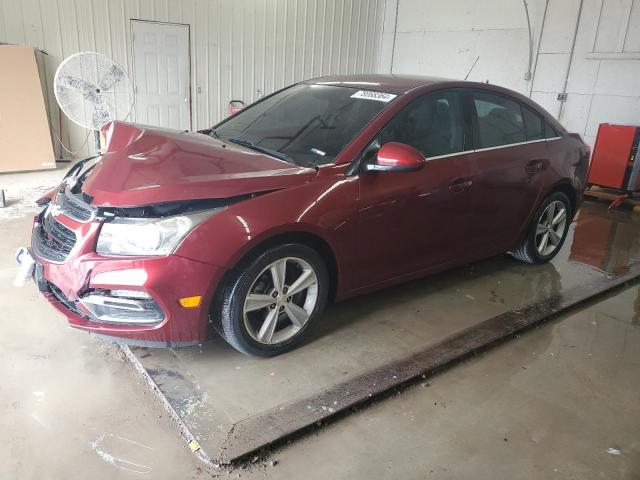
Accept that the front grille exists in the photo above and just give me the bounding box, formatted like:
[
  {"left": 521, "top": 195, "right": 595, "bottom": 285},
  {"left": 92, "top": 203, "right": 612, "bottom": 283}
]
[
  {"left": 47, "top": 282, "right": 87, "bottom": 318},
  {"left": 56, "top": 184, "right": 96, "bottom": 222},
  {"left": 32, "top": 213, "right": 77, "bottom": 262}
]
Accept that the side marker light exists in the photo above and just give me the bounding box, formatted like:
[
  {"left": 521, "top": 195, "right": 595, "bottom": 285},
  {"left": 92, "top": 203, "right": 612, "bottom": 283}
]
[{"left": 179, "top": 295, "right": 202, "bottom": 308}]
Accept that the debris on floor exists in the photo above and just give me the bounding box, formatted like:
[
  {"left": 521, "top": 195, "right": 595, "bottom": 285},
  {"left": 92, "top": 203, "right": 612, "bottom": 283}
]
[
  {"left": 0, "top": 185, "right": 51, "bottom": 219},
  {"left": 89, "top": 433, "right": 154, "bottom": 474}
]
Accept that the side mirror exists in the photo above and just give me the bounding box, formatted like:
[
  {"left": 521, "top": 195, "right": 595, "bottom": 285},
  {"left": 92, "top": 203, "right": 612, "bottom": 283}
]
[{"left": 364, "top": 142, "right": 425, "bottom": 173}]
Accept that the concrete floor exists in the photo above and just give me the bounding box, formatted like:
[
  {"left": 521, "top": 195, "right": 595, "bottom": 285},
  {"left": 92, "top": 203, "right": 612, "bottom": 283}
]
[
  {"left": 0, "top": 162, "right": 72, "bottom": 219},
  {"left": 0, "top": 216, "right": 203, "bottom": 479},
  {"left": 246, "top": 285, "right": 640, "bottom": 479},
  {"left": 133, "top": 200, "right": 640, "bottom": 464},
  {"left": 1, "top": 175, "right": 639, "bottom": 478}
]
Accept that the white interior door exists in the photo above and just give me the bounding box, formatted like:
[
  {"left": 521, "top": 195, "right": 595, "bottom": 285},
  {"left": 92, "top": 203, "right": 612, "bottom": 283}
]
[{"left": 131, "top": 20, "right": 191, "bottom": 130}]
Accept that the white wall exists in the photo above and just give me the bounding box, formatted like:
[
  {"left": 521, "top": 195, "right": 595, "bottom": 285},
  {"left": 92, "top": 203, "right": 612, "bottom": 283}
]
[
  {"left": 3, "top": 0, "right": 635, "bottom": 158},
  {"left": 381, "top": 0, "right": 640, "bottom": 146},
  {"left": 0, "top": 0, "right": 386, "bottom": 159},
  {"left": 382, "top": 0, "right": 546, "bottom": 91},
  {"left": 537, "top": 0, "right": 640, "bottom": 146}
]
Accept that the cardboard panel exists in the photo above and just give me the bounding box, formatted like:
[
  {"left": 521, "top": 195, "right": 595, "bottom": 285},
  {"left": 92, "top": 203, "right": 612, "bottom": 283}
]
[{"left": 0, "top": 45, "right": 55, "bottom": 173}]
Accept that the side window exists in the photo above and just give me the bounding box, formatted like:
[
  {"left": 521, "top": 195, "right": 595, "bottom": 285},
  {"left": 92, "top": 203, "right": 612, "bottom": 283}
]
[
  {"left": 472, "top": 91, "right": 525, "bottom": 148},
  {"left": 544, "top": 121, "right": 559, "bottom": 139},
  {"left": 522, "top": 105, "right": 543, "bottom": 141},
  {"left": 378, "top": 90, "right": 465, "bottom": 158}
]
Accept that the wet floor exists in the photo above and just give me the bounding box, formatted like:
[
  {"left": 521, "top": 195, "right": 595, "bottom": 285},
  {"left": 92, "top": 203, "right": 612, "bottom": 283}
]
[
  {"left": 244, "top": 283, "right": 640, "bottom": 480},
  {"left": 1, "top": 199, "right": 639, "bottom": 478},
  {"left": 132, "top": 200, "right": 640, "bottom": 462}
]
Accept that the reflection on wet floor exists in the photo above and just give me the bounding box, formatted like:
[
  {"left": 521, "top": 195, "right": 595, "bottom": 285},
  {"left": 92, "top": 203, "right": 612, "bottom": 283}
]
[
  {"left": 566, "top": 203, "right": 640, "bottom": 327},
  {"left": 569, "top": 201, "right": 640, "bottom": 276}
]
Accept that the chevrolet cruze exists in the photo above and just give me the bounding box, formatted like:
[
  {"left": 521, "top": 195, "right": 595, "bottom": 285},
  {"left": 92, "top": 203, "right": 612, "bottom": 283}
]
[{"left": 28, "top": 74, "right": 590, "bottom": 356}]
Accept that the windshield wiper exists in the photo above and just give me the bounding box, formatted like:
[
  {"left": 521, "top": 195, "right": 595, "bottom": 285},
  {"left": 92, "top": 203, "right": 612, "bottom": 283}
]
[
  {"left": 228, "top": 138, "right": 294, "bottom": 164},
  {"left": 196, "top": 128, "right": 221, "bottom": 139}
]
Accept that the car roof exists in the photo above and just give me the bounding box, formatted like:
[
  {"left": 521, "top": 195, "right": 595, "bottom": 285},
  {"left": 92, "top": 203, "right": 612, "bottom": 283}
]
[
  {"left": 304, "top": 74, "right": 566, "bottom": 134},
  {"left": 304, "top": 74, "right": 455, "bottom": 94}
]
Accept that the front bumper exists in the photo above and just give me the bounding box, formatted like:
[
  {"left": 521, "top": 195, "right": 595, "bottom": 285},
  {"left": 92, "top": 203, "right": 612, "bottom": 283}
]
[{"left": 33, "top": 228, "right": 224, "bottom": 347}]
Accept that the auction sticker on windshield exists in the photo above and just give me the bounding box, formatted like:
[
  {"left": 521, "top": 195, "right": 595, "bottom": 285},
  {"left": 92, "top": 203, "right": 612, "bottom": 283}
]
[{"left": 350, "top": 90, "right": 397, "bottom": 102}]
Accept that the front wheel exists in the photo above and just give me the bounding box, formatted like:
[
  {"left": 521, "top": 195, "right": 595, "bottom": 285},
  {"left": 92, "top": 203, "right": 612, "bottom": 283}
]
[
  {"left": 216, "top": 243, "right": 329, "bottom": 357},
  {"left": 511, "top": 191, "right": 572, "bottom": 264}
]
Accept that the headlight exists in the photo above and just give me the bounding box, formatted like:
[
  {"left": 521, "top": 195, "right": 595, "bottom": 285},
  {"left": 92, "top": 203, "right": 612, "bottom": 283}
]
[{"left": 96, "top": 209, "right": 223, "bottom": 256}]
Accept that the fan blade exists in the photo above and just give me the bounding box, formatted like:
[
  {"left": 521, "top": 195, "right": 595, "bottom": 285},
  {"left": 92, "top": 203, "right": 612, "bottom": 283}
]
[
  {"left": 99, "top": 64, "right": 125, "bottom": 91},
  {"left": 56, "top": 73, "right": 98, "bottom": 100}
]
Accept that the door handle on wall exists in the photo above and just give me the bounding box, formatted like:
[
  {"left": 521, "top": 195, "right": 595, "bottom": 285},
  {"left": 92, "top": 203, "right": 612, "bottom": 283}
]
[{"left": 448, "top": 178, "right": 473, "bottom": 193}]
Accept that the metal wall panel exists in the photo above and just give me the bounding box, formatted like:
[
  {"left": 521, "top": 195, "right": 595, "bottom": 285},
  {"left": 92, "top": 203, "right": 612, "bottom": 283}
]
[{"left": 0, "top": 0, "right": 386, "bottom": 158}]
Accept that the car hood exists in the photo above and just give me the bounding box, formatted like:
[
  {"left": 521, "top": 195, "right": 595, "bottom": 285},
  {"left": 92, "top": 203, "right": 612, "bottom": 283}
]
[{"left": 81, "top": 121, "right": 316, "bottom": 207}]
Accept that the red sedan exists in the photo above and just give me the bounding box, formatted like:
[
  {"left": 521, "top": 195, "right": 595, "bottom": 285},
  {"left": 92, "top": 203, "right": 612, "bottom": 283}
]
[{"left": 28, "top": 75, "right": 590, "bottom": 356}]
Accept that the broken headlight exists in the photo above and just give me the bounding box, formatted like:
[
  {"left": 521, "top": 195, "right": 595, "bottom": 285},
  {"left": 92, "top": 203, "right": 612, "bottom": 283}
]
[{"left": 96, "top": 208, "right": 223, "bottom": 256}]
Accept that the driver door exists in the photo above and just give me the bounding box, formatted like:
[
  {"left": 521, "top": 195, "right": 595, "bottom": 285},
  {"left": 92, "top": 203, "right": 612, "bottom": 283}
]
[{"left": 355, "top": 89, "right": 475, "bottom": 288}]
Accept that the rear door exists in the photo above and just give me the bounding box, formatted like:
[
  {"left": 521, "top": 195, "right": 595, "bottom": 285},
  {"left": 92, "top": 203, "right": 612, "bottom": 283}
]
[
  {"left": 356, "top": 89, "right": 475, "bottom": 286},
  {"left": 466, "top": 90, "right": 549, "bottom": 256}
]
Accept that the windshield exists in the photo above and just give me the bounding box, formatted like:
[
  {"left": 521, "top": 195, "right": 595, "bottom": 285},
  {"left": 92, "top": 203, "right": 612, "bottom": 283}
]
[{"left": 213, "top": 84, "right": 396, "bottom": 168}]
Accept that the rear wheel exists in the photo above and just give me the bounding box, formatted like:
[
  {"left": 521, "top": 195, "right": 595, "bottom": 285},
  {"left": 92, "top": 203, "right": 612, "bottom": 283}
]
[
  {"left": 216, "top": 243, "right": 329, "bottom": 356},
  {"left": 511, "top": 191, "right": 572, "bottom": 264}
]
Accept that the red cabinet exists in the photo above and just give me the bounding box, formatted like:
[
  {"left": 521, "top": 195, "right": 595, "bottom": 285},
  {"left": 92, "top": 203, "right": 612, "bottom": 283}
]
[{"left": 588, "top": 124, "right": 640, "bottom": 191}]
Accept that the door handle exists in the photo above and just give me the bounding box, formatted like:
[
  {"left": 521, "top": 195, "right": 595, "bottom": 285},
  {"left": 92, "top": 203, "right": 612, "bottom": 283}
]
[
  {"left": 525, "top": 160, "right": 546, "bottom": 175},
  {"left": 448, "top": 178, "right": 473, "bottom": 193}
]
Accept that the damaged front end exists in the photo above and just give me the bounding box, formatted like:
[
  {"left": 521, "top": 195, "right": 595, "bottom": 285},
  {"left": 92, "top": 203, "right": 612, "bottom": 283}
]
[
  {"left": 37, "top": 155, "right": 255, "bottom": 261},
  {"left": 27, "top": 120, "right": 313, "bottom": 346},
  {"left": 28, "top": 156, "right": 238, "bottom": 346}
]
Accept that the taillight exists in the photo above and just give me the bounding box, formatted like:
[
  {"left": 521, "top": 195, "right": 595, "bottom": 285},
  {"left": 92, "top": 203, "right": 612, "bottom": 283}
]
[{"left": 580, "top": 142, "right": 591, "bottom": 164}]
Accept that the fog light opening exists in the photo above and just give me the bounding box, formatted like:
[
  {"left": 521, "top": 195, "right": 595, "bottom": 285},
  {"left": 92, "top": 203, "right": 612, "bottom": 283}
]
[{"left": 79, "top": 290, "right": 164, "bottom": 325}]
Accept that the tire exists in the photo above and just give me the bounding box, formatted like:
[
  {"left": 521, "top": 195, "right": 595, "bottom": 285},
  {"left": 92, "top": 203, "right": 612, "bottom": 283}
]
[
  {"left": 215, "top": 243, "right": 329, "bottom": 357},
  {"left": 511, "top": 191, "right": 572, "bottom": 264}
]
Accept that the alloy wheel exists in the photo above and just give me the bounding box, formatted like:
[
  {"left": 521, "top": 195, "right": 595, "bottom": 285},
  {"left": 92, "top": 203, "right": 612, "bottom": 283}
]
[
  {"left": 243, "top": 257, "right": 319, "bottom": 344},
  {"left": 535, "top": 200, "right": 567, "bottom": 256}
]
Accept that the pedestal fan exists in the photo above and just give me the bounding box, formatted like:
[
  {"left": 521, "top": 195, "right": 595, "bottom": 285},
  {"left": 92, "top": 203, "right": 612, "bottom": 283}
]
[{"left": 54, "top": 52, "right": 134, "bottom": 153}]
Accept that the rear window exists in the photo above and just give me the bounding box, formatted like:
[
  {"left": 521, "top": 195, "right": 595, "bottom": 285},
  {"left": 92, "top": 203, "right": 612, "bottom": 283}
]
[
  {"left": 472, "top": 91, "right": 525, "bottom": 149},
  {"left": 522, "top": 105, "right": 544, "bottom": 141},
  {"left": 545, "top": 121, "right": 559, "bottom": 139}
]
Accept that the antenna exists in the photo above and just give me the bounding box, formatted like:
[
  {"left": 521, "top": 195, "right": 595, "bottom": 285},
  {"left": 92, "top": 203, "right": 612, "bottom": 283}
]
[{"left": 464, "top": 56, "right": 480, "bottom": 81}]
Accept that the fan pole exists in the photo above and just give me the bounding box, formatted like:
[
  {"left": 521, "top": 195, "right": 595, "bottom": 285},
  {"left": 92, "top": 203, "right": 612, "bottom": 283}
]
[{"left": 93, "top": 130, "right": 101, "bottom": 154}]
